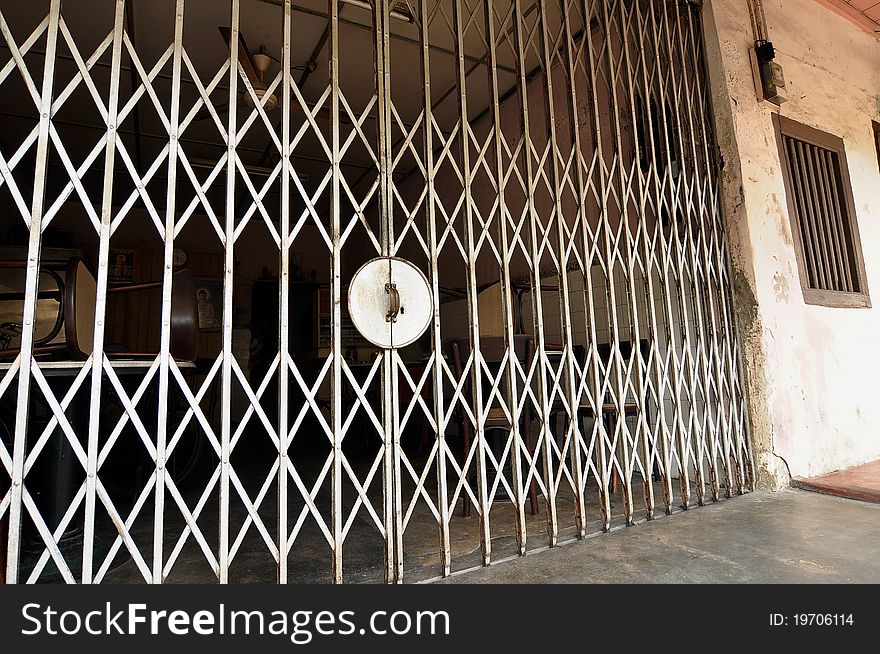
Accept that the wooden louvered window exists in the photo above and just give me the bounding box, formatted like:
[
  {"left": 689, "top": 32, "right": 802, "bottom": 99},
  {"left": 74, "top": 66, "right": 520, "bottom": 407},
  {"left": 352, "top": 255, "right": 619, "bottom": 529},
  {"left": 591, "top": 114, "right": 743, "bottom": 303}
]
[{"left": 775, "top": 116, "right": 870, "bottom": 308}]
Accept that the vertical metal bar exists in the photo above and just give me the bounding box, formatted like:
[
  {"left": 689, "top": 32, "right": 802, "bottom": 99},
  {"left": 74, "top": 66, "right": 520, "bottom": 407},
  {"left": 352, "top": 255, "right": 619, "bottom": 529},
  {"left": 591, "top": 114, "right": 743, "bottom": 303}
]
[
  {"left": 801, "top": 143, "right": 837, "bottom": 290},
  {"left": 668, "top": 0, "right": 715, "bottom": 503},
  {"left": 536, "top": 0, "right": 585, "bottom": 536},
  {"left": 597, "top": 0, "right": 636, "bottom": 525},
  {"left": 82, "top": 0, "right": 126, "bottom": 584},
  {"left": 613, "top": 0, "right": 657, "bottom": 519},
  {"left": 558, "top": 0, "right": 594, "bottom": 537},
  {"left": 511, "top": 0, "right": 557, "bottom": 544},
  {"left": 636, "top": 64, "right": 676, "bottom": 513},
  {"left": 816, "top": 149, "right": 848, "bottom": 291},
  {"left": 451, "top": 0, "right": 491, "bottom": 563},
  {"left": 372, "top": 0, "right": 399, "bottom": 582},
  {"left": 795, "top": 140, "right": 830, "bottom": 289},
  {"left": 666, "top": 0, "right": 707, "bottom": 507},
  {"left": 821, "top": 150, "right": 855, "bottom": 292},
  {"left": 786, "top": 139, "right": 820, "bottom": 289},
  {"left": 664, "top": 0, "right": 705, "bottom": 506},
  {"left": 150, "top": 0, "right": 185, "bottom": 585},
  {"left": 632, "top": 0, "right": 674, "bottom": 513},
  {"left": 6, "top": 0, "right": 62, "bottom": 585},
  {"left": 328, "top": 0, "right": 343, "bottom": 585},
  {"left": 418, "top": 0, "right": 452, "bottom": 575},
  {"left": 796, "top": 146, "right": 835, "bottom": 289},
  {"left": 652, "top": 0, "right": 692, "bottom": 508},
  {"left": 575, "top": 0, "right": 613, "bottom": 531},
  {"left": 277, "top": 0, "right": 292, "bottom": 584},
  {"left": 219, "top": 0, "right": 241, "bottom": 584},
  {"left": 483, "top": 0, "right": 527, "bottom": 553},
  {"left": 635, "top": 0, "right": 673, "bottom": 509},
  {"left": 391, "top": 349, "right": 404, "bottom": 580},
  {"left": 808, "top": 145, "right": 843, "bottom": 291}
]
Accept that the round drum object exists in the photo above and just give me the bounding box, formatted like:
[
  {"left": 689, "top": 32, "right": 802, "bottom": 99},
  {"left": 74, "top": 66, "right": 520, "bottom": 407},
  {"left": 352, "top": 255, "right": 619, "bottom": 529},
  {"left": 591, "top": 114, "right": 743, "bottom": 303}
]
[{"left": 347, "top": 257, "right": 433, "bottom": 350}]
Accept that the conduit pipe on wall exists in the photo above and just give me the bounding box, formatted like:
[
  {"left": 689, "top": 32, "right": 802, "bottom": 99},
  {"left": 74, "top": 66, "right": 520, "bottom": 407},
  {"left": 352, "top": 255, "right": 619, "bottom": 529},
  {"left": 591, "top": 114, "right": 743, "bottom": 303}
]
[
  {"left": 746, "top": 0, "right": 787, "bottom": 105},
  {"left": 748, "top": 0, "right": 770, "bottom": 44}
]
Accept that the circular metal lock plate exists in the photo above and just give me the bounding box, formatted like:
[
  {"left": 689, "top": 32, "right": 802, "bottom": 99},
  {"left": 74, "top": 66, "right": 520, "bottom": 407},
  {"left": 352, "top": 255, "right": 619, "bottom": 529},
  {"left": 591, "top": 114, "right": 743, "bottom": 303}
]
[{"left": 348, "top": 257, "right": 433, "bottom": 350}]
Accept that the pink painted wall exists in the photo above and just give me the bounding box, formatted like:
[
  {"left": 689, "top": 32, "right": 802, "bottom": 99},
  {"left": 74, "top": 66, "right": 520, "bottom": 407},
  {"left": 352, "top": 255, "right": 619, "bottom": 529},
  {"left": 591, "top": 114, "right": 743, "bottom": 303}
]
[{"left": 705, "top": 0, "right": 880, "bottom": 483}]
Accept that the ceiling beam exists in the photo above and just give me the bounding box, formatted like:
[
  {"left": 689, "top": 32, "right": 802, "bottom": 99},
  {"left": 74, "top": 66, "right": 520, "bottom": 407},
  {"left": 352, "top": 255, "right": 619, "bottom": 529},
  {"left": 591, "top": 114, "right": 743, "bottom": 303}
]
[{"left": 255, "top": 0, "right": 518, "bottom": 75}]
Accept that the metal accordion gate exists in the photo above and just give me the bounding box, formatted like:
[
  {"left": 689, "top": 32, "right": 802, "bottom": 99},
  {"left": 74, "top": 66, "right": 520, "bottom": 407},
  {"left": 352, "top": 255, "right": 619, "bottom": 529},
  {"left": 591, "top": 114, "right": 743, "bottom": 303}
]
[{"left": 0, "top": 0, "right": 752, "bottom": 584}]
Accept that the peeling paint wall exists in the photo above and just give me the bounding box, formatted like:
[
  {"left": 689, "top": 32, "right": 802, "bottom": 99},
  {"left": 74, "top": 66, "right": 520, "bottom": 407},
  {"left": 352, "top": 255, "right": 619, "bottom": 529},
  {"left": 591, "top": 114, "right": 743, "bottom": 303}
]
[{"left": 703, "top": 0, "right": 880, "bottom": 485}]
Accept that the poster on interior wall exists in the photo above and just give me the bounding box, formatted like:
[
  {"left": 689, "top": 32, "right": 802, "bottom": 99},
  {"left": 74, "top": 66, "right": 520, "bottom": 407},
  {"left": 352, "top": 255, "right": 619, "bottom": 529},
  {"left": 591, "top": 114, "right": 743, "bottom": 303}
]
[
  {"left": 108, "top": 249, "right": 134, "bottom": 285},
  {"left": 195, "top": 277, "right": 223, "bottom": 332}
]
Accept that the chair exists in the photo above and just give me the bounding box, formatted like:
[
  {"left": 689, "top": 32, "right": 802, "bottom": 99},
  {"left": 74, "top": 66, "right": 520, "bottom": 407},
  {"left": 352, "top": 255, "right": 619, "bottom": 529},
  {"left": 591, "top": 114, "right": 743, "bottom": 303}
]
[
  {"left": 0, "top": 259, "right": 74, "bottom": 358},
  {"left": 446, "top": 335, "right": 539, "bottom": 517},
  {"left": 104, "top": 268, "right": 199, "bottom": 362},
  {"left": 550, "top": 340, "right": 653, "bottom": 494},
  {"left": 0, "top": 257, "right": 198, "bottom": 362}
]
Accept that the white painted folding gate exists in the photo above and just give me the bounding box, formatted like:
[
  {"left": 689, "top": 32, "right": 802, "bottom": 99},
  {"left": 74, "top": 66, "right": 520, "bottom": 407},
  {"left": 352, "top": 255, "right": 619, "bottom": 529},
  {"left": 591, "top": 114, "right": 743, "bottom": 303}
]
[{"left": 0, "top": 0, "right": 752, "bottom": 584}]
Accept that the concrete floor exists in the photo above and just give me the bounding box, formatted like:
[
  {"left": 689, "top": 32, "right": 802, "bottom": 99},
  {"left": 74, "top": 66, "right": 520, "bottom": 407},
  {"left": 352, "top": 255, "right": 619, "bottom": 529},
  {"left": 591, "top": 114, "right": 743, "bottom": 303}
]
[{"left": 439, "top": 490, "right": 880, "bottom": 584}]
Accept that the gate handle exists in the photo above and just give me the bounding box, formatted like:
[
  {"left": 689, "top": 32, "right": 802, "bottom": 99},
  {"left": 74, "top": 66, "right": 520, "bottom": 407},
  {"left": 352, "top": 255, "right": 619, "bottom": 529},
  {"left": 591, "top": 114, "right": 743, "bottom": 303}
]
[{"left": 385, "top": 282, "right": 401, "bottom": 323}]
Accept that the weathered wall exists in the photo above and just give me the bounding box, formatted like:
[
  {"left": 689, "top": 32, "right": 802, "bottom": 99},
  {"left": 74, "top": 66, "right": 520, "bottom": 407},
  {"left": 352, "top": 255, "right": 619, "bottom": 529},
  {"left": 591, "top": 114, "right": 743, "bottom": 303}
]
[{"left": 703, "top": 0, "right": 880, "bottom": 484}]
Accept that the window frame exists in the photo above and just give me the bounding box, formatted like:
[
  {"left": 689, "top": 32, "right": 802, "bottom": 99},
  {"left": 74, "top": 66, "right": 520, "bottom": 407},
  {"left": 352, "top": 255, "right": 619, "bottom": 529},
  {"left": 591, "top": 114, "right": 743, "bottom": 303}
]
[
  {"left": 774, "top": 114, "right": 871, "bottom": 309},
  {"left": 872, "top": 120, "right": 880, "bottom": 175}
]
